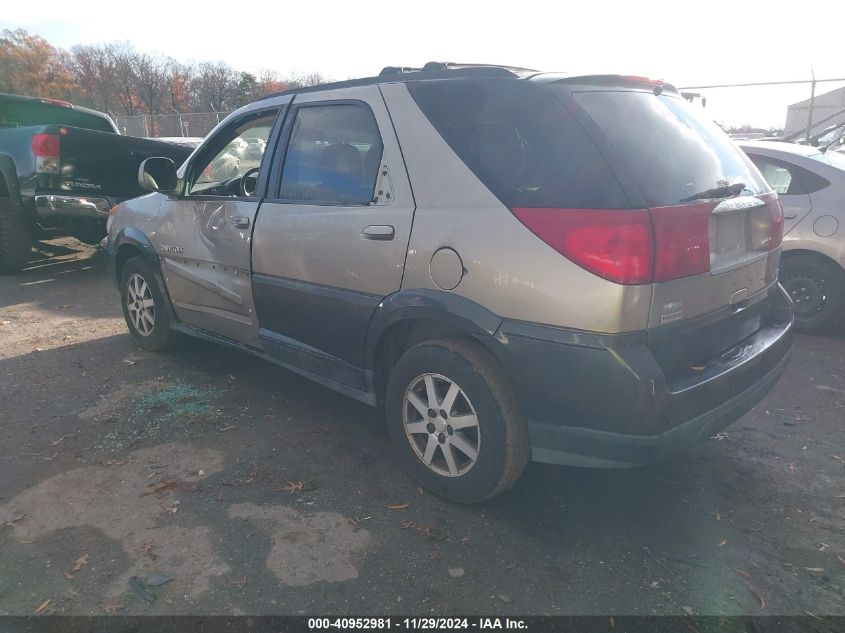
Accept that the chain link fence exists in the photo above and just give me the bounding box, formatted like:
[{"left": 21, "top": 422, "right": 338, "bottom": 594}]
[{"left": 113, "top": 112, "right": 231, "bottom": 139}]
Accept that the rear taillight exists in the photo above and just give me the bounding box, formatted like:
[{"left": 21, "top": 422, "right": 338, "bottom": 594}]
[
  {"left": 514, "top": 198, "right": 780, "bottom": 286},
  {"left": 31, "top": 133, "right": 60, "bottom": 175},
  {"left": 512, "top": 207, "right": 653, "bottom": 284},
  {"left": 650, "top": 203, "right": 712, "bottom": 282}
]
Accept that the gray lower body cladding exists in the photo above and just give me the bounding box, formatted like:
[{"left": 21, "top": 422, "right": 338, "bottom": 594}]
[{"left": 489, "top": 286, "right": 794, "bottom": 467}]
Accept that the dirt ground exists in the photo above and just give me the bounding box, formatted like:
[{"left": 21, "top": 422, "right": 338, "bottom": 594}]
[{"left": 1, "top": 238, "right": 844, "bottom": 617}]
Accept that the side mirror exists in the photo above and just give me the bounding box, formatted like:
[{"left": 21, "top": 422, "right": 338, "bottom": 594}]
[{"left": 138, "top": 157, "right": 178, "bottom": 193}]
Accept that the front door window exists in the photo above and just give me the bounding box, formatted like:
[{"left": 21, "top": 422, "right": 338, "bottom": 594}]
[{"left": 190, "top": 113, "right": 277, "bottom": 197}]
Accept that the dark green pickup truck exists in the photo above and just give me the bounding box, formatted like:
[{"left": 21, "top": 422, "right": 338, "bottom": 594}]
[{"left": 0, "top": 93, "right": 197, "bottom": 273}]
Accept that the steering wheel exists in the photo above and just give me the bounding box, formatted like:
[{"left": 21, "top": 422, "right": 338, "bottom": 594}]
[{"left": 239, "top": 167, "right": 261, "bottom": 197}]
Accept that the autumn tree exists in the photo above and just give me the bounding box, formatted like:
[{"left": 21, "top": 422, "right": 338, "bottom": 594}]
[
  {"left": 0, "top": 29, "right": 79, "bottom": 99},
  {"left": 1, "top": 29, "right": 330, "bottom": 124}
]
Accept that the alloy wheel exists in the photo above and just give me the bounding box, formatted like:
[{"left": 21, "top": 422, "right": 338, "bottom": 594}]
[
  {"left": 402, "top": 373, "right": 481, "bottom": 477},
  {"left": 126, "top": 272, "right": 156, "bottom": 336}
]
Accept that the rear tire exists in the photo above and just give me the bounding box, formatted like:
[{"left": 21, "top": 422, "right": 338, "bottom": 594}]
[
  {"left": 119, "top": 256, "right": 177, "bottom": 351},
  {"left": 385, "top": 338, "right": 529, "bottom": 503},
  {"left": 0, "top": 196, "right": 32, "bottom": 274},
  {"left": 781, "top": 254, "right": 845, "bottom": 335}
]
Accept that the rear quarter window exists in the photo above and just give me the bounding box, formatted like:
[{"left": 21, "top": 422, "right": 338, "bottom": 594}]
[
  {"left": 746, "top": 153, "right": 830, "bottom": 195},
  {"left": 407, "top": 79, "right": 630, "bottom": 209}
]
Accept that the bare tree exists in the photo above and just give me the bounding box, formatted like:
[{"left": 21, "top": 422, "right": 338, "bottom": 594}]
[
  {"left": 284, "top": 71, "right": 330, "bottom": 90},
  {"left": 135, "top": 53, "right": 172, "bottom": 115},
  {"left": 107, "top": 42, "right": 141, "bottom": 115},
  {"left": 71, "top": 44, "right": 116, "bottom": 112},
  {"left": 190, "top": 61, "right": 239, "bottom": 112}
]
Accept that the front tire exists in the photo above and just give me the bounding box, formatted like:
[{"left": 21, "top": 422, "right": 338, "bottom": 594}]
[
  {"left": 385, "top": 339, "right": 529, "bottom": 503},
  {"left": 0, "top": 196, "right": 32, "bottom": 274},
  {"left": 781, "top": 254, "right": 845, "bottom": 335},
  {"left": 119, "top": 256, "right": 177, "bottom": 351}
]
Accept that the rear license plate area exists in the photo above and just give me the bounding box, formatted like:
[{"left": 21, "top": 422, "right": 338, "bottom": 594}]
[{"left": 710, "top": 211, "right": 747, "bottom": 272}]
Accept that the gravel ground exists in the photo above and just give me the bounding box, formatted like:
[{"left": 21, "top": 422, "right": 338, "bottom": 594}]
[{"left": 1, "top": 238, "right": 844, "bottom": 617}]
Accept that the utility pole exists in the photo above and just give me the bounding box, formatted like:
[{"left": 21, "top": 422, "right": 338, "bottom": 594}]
[
  {"left": 170, "top": 107, "right": 185, "bottom": 137},
  {"left": 805, "top": 67, "right": 817, "bottom": 144}
]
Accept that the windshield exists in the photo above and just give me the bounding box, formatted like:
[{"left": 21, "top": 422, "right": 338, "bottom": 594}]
[{"left": 568, "top": 90, "right": 769, "bottom": 207}]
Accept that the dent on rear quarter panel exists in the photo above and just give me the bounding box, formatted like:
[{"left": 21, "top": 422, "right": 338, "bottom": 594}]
[{"left": 378, "top": 83, "right": 651, "bottom": 334}]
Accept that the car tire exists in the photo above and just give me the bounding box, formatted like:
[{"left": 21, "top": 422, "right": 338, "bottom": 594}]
[
  {"left": 75, "top": 226, "right": 106, "bottom": 245},
  {"left": 0, "top": 196, "right": 32, "bottom": 274},
  {"left": 780, "top": 254, "right": 845, "bottom": 335},
  {"left": 385, "top": 338, "right": 529, "bottom": 503},
  {"left": 119, "top": 256, "right": 177, "bottom": 351}
]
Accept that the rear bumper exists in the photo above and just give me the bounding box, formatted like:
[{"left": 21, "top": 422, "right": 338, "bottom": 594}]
[
  {"left": 34, "top": 194, "right": 112, "bottom": 223},
  {"left": 528, "top": 344, "right": 790, "bottom": 467},
  {"left": 491, "top": 286, "right": 794, "bottom": 467}
]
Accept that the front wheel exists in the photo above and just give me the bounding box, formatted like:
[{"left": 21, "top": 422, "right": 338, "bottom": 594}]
[
  {"left": 781, "top": 254, "right": 845, "bottom": 335},
  {"left": 385, "top": 339, "right": 529, "bottom": 503},
  {"left": 119, "top": 256, "right": 177, "bottom": 351},
  {"left": 0, "top": 196, "right": 32, "bottom": 274}
]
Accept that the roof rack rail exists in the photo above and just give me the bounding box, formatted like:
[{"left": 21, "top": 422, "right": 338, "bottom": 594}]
[
  {"left": 258, "top": 64, "right": 526, "bottom": 103},
  {"left": 379, "top": 62, "right": 538, "bottom": 77},
  {"left": 379, "top": 66, "right": 422, "bottom": 76}
]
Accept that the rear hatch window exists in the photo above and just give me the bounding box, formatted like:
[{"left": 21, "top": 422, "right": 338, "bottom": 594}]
[{"left": 567, "top": 90, "right": 769, "bottom": 206}]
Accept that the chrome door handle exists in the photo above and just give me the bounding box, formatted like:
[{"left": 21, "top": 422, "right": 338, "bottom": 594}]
[
  {"left": 231, "top": 216, "right": 250, "bottom": 229},
  {"left": 361, "top": 225, "right": 395, "bottom": 240},
  {"left": 784, "top": 213, "right": 797, "bottom": 220}
]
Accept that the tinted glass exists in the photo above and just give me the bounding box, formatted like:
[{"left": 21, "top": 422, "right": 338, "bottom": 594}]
[
  {"left": 408, "top": 79, "right": 630, "bottom": 209},
  {"left": 0, "top": 101, "right": 117, "bottom": 133},
  {"left": 280, "top": 104, "right": 383, "bottom": 205},
  {"left": 569, "top": 90, "right": 769, "bottom": 207}
]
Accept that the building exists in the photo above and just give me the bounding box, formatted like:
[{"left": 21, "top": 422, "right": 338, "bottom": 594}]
[{"left": 784, "top": 86, "right": 845, "bottom": 139}]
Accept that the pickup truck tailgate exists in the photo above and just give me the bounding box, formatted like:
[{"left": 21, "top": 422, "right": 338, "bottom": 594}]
[{"left": 58, "top": 127, "right": 193, "bottom": 199}]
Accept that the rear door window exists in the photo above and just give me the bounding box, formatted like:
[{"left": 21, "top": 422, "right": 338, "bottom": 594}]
[
  {"left": 408, "top": 79, "right": 630, "bottom": 209},
  {"left": 567, "top": 90, "right": 769, "bottom": 207},
  {"left": 279, "top": 103, "right": 383, "bottom": 205}
]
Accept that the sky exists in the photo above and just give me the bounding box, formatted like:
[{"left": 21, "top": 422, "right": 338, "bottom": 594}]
[{"left": 3, "top": 0, "right": 844, "bottom": 129}]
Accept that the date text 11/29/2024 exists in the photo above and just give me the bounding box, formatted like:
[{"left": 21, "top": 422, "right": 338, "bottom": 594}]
[{"left": 308, "top": 618, "right": 528, "bottom": 630}]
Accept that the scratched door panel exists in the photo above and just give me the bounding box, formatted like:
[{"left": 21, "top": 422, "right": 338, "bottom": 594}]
[{"left": 156, "top": 198, "right": 260, "bottom": 346}]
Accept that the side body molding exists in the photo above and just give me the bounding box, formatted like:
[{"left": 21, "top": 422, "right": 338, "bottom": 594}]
[{"left": 363, "top": 288, "right": 503, "bottom": 370}]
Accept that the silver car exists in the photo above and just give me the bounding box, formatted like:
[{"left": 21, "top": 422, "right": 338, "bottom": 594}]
[
  {"left": 106, "top": 64, "right": 793, "bottom": 502},
  {"left": 740, "top": 141, "right": 845, "bottom": 333}
]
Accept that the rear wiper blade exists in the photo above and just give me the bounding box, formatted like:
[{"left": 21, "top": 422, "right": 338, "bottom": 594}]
[{"left": 680, "top": 182, "right": 746, "bottom": 203}]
